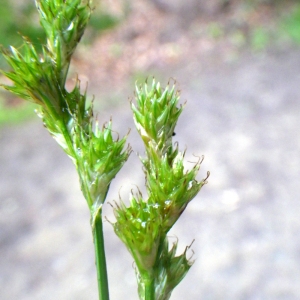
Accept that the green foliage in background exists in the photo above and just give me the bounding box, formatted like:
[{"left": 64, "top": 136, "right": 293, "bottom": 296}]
[
  {"left": 280, "top": 3, "right": 300, "bottom": 44},
  {"left": 251, "top": 27, "right": 270, "bottom": 51},
  {"left": 0, "top": 0, "right": 45, "bottom": 68},
  {"left": 0, "top": 96, "right": 36, "bottom": 126},
  {"left": 248, "top": 1, "right": 300, "bottom": 49}
]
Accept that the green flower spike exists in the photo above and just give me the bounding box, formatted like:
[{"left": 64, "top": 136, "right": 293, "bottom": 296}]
[
  {"left": 131, "top": 79, "right": 182, "bottom": 161},
  {"left": 146, "top": 149, "right": 209, "bottom": 231},
  {"left": 113, "top": 192, "right": 163, "bottom": 274},
  {"left": 1, "top": 0, "right": 94, "bottom": 160},
  {"left": 76, "top": 119, "right": 132, "bottom": 221},
  {"left": 113, "top": 79, "right": 209, "bottom": 300},
  {"left": 144, "top": 238, "right": 194, "bottom": 300},
  {"left": 0, "top": 1, "right": 131, "bottom": 300},
  {"left": 36, "top": 0, "right": 92, "bottom": 84}
]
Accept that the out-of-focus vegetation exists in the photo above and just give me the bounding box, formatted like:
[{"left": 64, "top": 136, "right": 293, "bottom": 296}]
[
  {"left": 208, "top": 1, "right": 300, "bottom": 51},
  {"left": 0, "top": 0, "right": 41, "bottom": 126},
  {"left": 0, "top": 0, "right": 44, "bottom": 69},
  {"left": 1, "top": 0, "right": 300, "bottom": 127},
  {"left": 145, "top": 0, "right": 300, "bottom": 55},
  {"left": 280, "top": 3, "right": 300, "bottom": 44},
  {"left": 247, "top": 1, "right": 300, "bottom": 50},
  {"left": 0, "top": 94, "right": 37, "bottom": 126}
]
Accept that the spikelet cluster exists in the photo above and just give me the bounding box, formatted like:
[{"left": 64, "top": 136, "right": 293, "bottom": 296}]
[
  {"left": 113, "top": 79, "right": 209, "bottom": 300},
  {"left": 0, "top": 0, "right": 131, "bottom": 220}
]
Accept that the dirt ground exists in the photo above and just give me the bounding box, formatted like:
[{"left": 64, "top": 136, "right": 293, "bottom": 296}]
[{"left": 1, "top": 2, "right": 300, "bottom": 300}]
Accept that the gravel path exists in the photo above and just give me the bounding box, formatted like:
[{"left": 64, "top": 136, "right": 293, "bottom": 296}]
[{"left": 1, "top": 47, "right": 300, "bottom": 300}]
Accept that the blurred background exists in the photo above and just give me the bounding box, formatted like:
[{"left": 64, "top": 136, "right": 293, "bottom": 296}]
[{"left": 1, "top": 0, "right": 300, "bottom": 299}]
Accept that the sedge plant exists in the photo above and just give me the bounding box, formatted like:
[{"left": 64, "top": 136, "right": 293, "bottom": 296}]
[
  {"left": 112, "top": 80, "right": 209, "bottom": 300},
  {"left": 0, "top": 1, "right": 208, "bottom": 299}
]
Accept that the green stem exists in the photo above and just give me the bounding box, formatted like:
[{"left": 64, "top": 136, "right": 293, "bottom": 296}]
[
  {"left": 143, "top": 273, "right": 155, "bottom": 300},
  {"left": 93, "top": 210, "right": 110, "bottom": 300}
]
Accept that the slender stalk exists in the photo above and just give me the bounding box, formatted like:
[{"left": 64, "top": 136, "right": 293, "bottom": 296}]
[
  {"left": 93, "top": 211, "right": 110, "bottom": 300},
  {"left": 143, "top": 273, "right": 155, "bottom": 300}
]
